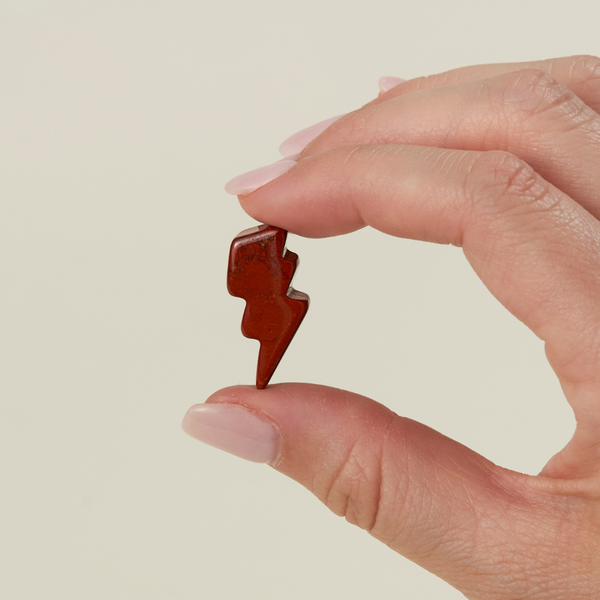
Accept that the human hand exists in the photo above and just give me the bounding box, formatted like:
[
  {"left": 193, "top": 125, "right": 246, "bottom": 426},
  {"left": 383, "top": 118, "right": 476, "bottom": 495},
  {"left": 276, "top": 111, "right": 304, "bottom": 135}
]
[{"left": 184, "top": 56, "right": 600, "bottom": 599}]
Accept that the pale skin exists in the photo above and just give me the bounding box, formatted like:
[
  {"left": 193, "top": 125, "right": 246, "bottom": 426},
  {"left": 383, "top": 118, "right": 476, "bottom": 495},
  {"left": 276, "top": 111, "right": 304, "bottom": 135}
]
[{"left": 207, "top": 56, "right": 600, "bottom": 598}]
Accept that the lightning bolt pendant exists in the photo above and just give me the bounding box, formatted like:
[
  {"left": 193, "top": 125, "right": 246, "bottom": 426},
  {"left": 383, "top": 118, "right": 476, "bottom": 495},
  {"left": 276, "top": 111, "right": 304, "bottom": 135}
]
[{"left": 227, "top": 224, "right": 310, "bottom": 389}]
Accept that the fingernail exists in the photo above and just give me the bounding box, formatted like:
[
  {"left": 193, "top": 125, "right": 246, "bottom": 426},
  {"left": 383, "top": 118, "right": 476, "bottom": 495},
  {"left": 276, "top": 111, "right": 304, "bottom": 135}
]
[
  {"left": 278, "top": 114, "right": 345, "bottom": 156},
  {"left": 378, "top": 76, "right": 406, "bottom": 93},
  {"left": 224, "top": 159, "right": 296, "bottom": 196},
  {"left": 182, "top": 403, "right": 281, "bottom": 464}
]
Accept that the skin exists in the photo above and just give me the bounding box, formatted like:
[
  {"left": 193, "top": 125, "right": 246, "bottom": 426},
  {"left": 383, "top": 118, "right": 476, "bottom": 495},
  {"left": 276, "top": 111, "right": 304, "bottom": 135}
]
[{"left": 210, "top": 55, "right": 600, "bottom": 598}]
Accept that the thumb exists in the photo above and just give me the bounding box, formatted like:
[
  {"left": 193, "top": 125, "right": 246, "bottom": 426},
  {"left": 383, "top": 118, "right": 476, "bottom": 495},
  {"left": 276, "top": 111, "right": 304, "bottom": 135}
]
[{"left": 182, "top": 383, "right": 537, "bottom": 594}]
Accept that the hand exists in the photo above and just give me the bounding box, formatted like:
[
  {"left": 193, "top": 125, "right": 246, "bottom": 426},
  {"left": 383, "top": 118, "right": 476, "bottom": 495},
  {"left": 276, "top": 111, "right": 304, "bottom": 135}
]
[{"left": 184, "top": 56, "right": 600, "bottom": 599}]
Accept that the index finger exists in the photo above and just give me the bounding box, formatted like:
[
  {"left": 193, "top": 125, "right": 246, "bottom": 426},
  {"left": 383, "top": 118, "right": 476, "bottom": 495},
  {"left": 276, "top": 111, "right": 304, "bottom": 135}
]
[{"left": 239, "top": 144, "right": 600, "bottom": 479}]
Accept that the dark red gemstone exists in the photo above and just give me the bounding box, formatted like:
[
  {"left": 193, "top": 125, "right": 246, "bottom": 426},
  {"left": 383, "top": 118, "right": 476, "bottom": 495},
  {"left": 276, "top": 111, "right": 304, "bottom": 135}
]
[{"left": 228, "top": 225, "right": 310, "bottom": 388}]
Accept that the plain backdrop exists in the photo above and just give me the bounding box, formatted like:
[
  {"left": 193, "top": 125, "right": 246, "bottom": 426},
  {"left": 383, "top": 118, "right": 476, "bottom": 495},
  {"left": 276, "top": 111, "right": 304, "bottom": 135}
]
[{"left": 0, "top": 1, "right": 597, "bottom": 598}]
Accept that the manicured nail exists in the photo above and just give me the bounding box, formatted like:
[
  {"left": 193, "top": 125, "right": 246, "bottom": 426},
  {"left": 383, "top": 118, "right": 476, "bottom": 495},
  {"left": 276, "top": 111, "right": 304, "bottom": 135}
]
[
  {"left": 224, "top": 159, "right": 296, "bottom": 196},
  {"left": 278, "top": 114, "right": 345, "bottom": 156},
  {"left": 182, "top": 403, "right": 280, "bottom": 464},
  {"left": 378, "top": 76, "right": 406, "bottom": 93}
]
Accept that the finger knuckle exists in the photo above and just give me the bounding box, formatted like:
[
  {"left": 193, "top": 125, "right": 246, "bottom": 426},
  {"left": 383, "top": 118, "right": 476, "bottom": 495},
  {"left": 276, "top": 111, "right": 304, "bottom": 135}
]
[
  {"left": 464, "top": 151, "right": 555, "bottom": 220},
  {"left": 566, "top": 54, "right": 600, "bottom": 107},
  {"left": 321, "top": 435, "right": 391, "bottom": 533},
  {"left": 501, "top": 68, "right": 585, "bottom": 122},
  {"left": 568, "top": 54, "right": 600, "bottom": 78}
]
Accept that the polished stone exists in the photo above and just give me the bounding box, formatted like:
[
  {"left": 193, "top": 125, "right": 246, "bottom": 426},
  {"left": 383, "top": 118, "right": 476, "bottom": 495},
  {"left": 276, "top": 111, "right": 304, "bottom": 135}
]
[{"left": 228, "top": 225, "right": 310, "bottom": 388}]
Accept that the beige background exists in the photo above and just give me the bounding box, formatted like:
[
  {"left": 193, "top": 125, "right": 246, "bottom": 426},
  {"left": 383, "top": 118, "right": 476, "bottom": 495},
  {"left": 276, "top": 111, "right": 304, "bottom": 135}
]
[{"left": 0, "top": 1, "right": 596, "bottom": 598}]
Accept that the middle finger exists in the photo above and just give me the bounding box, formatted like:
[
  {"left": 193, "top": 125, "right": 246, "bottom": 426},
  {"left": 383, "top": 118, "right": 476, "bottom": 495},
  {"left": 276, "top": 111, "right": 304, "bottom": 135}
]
[{"left": 301, "top": 68, "right": 600, "bottom": 221}]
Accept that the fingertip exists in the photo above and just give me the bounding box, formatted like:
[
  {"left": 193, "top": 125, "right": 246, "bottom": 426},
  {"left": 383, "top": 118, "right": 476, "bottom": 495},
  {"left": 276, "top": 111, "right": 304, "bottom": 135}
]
[
  {"left": 378, "top": 76, "right": 406, "bottom": 93},
  {"left": 278, "top": 114, "right": 346, "bottom": 157},
  {"left": 182, "top": 391, "right": 282, "bottom": 464},
  {"left": 224, "top": 159, "right": 297, "bottom": 196}
]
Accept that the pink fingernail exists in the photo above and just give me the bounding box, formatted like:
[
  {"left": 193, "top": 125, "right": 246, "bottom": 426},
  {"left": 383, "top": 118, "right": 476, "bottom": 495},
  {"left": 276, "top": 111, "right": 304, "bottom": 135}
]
[
  {"left": 224, "top": 159, "right": 296, "bottom": 196},
  {"left": 378, "top": 76, "right": 406, "bottom": 93},
  {"left": 278, "top": 114, "right": 345, "bottom": 156},
  {"left": 182, "top": 403, "right": 280, "bottom": 464}
]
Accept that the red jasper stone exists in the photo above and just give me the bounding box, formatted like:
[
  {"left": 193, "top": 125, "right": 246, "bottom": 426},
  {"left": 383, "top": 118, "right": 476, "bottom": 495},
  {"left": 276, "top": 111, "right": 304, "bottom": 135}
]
[{"left": 227, "top": 225, "right": 310, "bottom": 389}]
